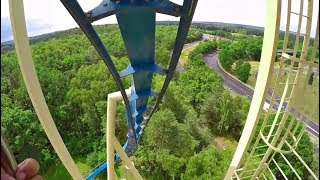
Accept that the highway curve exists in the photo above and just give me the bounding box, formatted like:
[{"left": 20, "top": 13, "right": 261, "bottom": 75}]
[{"left": 202, "top": 52, "right": 319, "bottom": 139}]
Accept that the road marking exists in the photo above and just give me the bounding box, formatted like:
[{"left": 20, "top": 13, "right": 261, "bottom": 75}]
[
  {"left": 206, "top": 52, "right": 319, "bottom": 138},
  {"left": 307, "top": 126, "right": 319, "bottom": 135}
]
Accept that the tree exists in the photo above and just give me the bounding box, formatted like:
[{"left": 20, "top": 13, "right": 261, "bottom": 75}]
[
  {"left": 156, "top": 150, "right": 187, "bottom": 177},
  {"left": 1, "top": 107, "right": 55, "bottom": 172},
  {"left": 246, "top": 38, "right": 262, "bottom": 60},
  {"left": 189, "top": 40, "right": 217, "bottom": 62},
  {"left": 177, "top": 66, "right": 223, "bottom": 109},
  {"left": 1, "top": 25, "right": 200, "bottom": 176},
  {"left": 219, "top": 46, "right": 235, "bottom": 71},
  {"left": 272, "top": 133, "right": 315, "bottom": 179},
  {"left": 251, "top": 113, "right": 317, "bottom": 179},
  {"left": 200, "top": 90, "right": 249, "bottom": 138},
  {"left": 135, "top": 109, "right": 199, "bottom": 177},
  {"left": 229, "top": 41, "right": 246, "bottom": 59},
  {"left": 235, "top": 62, "right": 251, "bottom": 83},
  {"left": 218, "top": 91, "right": 235, "bottom": 133},
  {"left": 66, "top": 61, "right": 120, "bottom": 137},
  {"left": 190, "top": 53, "right": 205, "bottom": 67},
  {"left": 217, "top": 40, "right": 232, "bottom": 49},
  {"left": 184, "top": 107, "right": 212, "bottom": 152},
  {"left": 182, "top": 146, "right": 233, "bottom": 179},
  {"left": 155, "top": 45, "right": 170, "bottom": 67},
  {"left": 145, "top": 109, "right": 199, "bottom": 157}
]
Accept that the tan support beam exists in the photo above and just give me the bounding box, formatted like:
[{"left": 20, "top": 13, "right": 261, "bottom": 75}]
[
  {"left": 106, "top": 89, "right": 143, "bottom": 180},
  {"left": 8, "top": 0, "right": 83, "bottom": 179},
  {"left": 224, "top": 0, "right": 281, "bottom": 179},
  {"left": 112, "top": 137, "right": 143, "bottom": 180},
  {"left": 107, "top": 89, "right": 131, "bottom": 180}
]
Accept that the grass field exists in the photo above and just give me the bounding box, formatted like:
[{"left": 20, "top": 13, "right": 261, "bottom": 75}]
[
  {"left": 43, "top": 157, "right": 91, "bottom": 180},
  {"left": 213, "top": 136, "right": 238, "bottom": 150},
  {"left": 246, "top": 61, "right": 319, "bottom": 125},
  {"left": 179, "top": 42, "right": 200, "bottom": 65},
  {"left": 247, "top": 61, "right": 281, "bottom": 88},
  {"left": 247, "top": 61, "right": 260, "bottom": 88},
  {"left": 269, "top": 68, "right": 319, "bottom": 124},
  {"left": 43, "top": 156, "right": 128, "bottom": 179}
]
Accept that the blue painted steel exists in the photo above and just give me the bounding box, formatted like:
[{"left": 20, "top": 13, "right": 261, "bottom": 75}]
[
  {"left": 60, "top": 0, "right": 137, "bottom": 143},
  {"left": 85, "top": 162, "right": 108, "bottom": 180},
  {"left": 147, "top": 0, "right": 198, "bottom": 125},
  {"left": 119, "top": 63, "right": 167, "bottom": 77},
  {"left": 87, "top": 0, "right": 182, "bottom": 22},
  {"left": 60, "top": 0, "right": 198, "bottom": 179},
  {"left": 116, "top": 7, "right": 158, "bottom": 157}
]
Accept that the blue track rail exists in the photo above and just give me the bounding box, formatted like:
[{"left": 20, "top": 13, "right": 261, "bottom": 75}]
[{"left": 60, "top": 0, "right": 198, "bottom": 179}]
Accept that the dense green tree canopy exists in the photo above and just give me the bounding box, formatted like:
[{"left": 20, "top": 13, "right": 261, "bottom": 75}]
[
  {"left": 1, "top": 23, "right": 316, "bottom": 179},
  {"left": 235, "top": 61, "right": 251, "bottom": 83}
]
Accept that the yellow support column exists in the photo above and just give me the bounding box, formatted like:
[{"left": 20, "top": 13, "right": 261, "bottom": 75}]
[
  {"left": 224, "top": 0, "right": 281, "bottom": 179},
  {"left": 9, "top": 0, "right": 83, "bottom": 179},
  {"left": 106, "top": 89, "right": 143, "bottom": 180}
]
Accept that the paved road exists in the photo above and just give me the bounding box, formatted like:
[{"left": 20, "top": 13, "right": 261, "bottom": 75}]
[
  {"left": 203, "top": 52, "right": 319, "bottom": 139},
  {"left": 175, "top": 40, "right": 319, "bottom": 148},
  {"left": 174, "top": 40, "right": 202, "bottom": 72}
]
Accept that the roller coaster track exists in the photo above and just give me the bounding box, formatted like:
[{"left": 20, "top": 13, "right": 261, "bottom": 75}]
[
  {"left": 8, "top": 0, "right": 318, "bottom": 179},
  {"left": 59, "top": 0, "right": 198, "bottom": 179}
]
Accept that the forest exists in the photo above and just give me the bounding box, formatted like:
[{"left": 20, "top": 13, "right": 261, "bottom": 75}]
[{"left": 1, "top": 23, "right": 318, "bottom": 179}]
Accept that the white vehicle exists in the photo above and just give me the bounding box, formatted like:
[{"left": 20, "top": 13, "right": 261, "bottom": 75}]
[
  {"left": 263, "top": 102, "right": 270, "bottom": 111},
  {"left": 263, "top": 102, "right": 286, "bottom": 112}
]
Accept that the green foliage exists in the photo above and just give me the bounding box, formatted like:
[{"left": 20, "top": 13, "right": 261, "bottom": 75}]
[
  {"left": 156, "top": 150, "right": 187, "bottom": 177},
  {"left": 185, "top": 28, "right": 203, "bottom": 43},
  {"left": 145, "top": 109, "right": 199, "bottom": 157},
  {"left": 207, "top": 30, "right": 233, "bottom": 39},
  {"left": 189, "top": 40, "right": 217, "bottom": 62},
  {"left": 250, "top": 113, "right": 317, "bottom": 179},
  {"left": 200, "top": 90, "right": 250, "bottom": 139},
  {"left": 135, "top": 109, "right": 200, "bottom": 177},
  {"left": 2, "top": 23, "right": 315, "bottom": 179},
  {"left": 235, "top": 62, "right": 251, "bottom": 83},
  {"left": 155, "top": 45, "right": 170, "bottom": 67},
  {"left": 271, "top": 132, "right": 315, "bottom": 179},
  {"left": 182, "top": 146, "right": 233, "bottom": 179},
  {"left": 178, "top": 66, "right": 223, "bottom": 109},
  {"left": 1, "top": 107, "right": 54, "bottom": 172},
  {"left": 183, "top": 108, "right": 212, "bottom": 152},
  {"left": 246, "top": 38, "right": 263, "bottom": 60},
  {"left": 217, "top": 40, "right": 232, "bottom": 49},
  {"left": 229, "top": 41, "right": 246, "bottom": 59},
  {"left": 219, "top": 46, "right": 235, "bottom": 71},
  {"left": 194, "top": 23, "right": 264, "bottom": 37},
  {"left": 1, "top": 25, "right": 184, "bottom": 175},
  {"left": 219, "top": 37, "right": 262, "bottom": 74}
]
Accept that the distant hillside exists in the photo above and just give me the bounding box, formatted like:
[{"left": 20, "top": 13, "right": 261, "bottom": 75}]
[
  {"left": 1, "top": 21, "right": 311, "bottom": 54},
  {"left": 194, "top": 21, "right": 264, "bottom": 30},
  {"left": 1, "top": 30, "right": 66, "bottom": 54},
  {"left": 1, "top": 21, "right": 264, "bottom": 46}
]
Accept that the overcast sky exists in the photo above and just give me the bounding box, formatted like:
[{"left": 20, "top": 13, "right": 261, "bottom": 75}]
[{"left": 1, "top": 0, "right": 318, "bottom": 43}]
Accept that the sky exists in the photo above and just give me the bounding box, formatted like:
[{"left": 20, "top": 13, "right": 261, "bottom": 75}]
[{"left": 1, "top": 0, "right": 318, "bottom": 43}]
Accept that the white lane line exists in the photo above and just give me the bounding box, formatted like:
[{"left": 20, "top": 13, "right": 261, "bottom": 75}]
[
  {"left": 208, "top": 53, "right": 319, "bottom": 137},
  {"left": 307, "top": 126, "right": 320, "bottom": 135},
  {"left": 223, "top": 78, "right": 253, "bottom": 98}
]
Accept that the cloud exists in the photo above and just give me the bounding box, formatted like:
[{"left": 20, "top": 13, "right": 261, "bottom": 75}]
[{"left": 1, "top": 16, "right": 54, "bottom": 43}]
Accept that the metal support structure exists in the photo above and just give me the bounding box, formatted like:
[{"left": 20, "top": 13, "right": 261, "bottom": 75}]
[
  {"left": 106, "top": 89, "right": 143, "bottom": 180},
  {"left": 224, "top": 0, "right": 281, "bottom": 178},
  {"left": 8, "top": 0, "right": 83, "bottom": 179},
  {"left": 225, "top": 0, "right": 319, "bottom": 179},
  {"left": 8, "top": 0, "right": 198, "bottom": 179}
]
